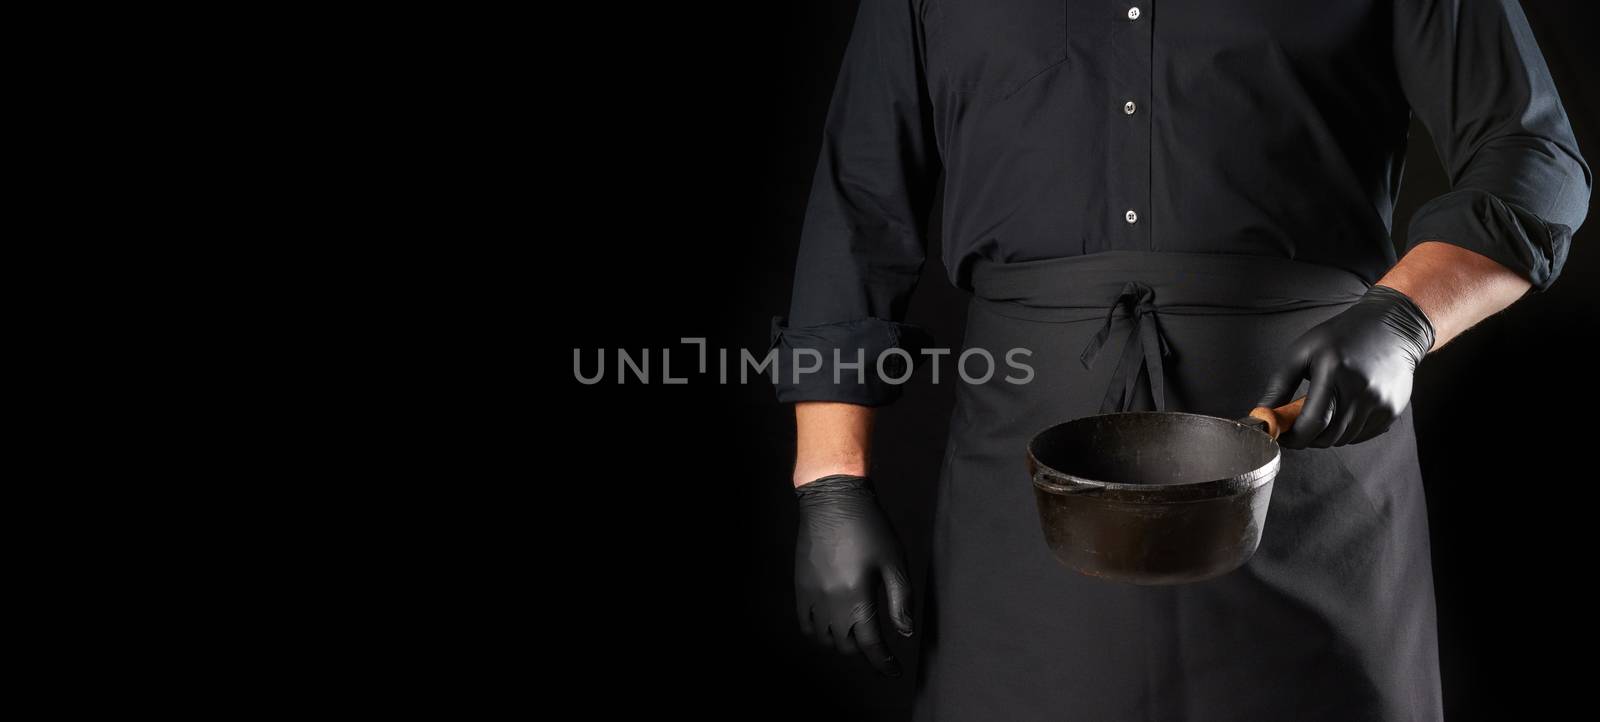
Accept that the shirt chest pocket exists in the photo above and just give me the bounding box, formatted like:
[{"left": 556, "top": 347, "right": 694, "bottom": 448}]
[{"left": 925, "top": 0, "right": 1067, "bottom": 101}]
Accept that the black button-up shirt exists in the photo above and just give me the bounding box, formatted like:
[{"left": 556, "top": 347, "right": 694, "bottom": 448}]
[{"left": 775, "top": 0, "right": 1590, "bottom": 405}]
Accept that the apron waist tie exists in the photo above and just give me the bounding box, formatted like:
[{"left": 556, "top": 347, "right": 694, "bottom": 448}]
[
  {"left": 1079, "top": 281, "right": 1170, "bottom": 413},
  {"left": 967, "top": 251, "right": 1373, "bottom": 414}
]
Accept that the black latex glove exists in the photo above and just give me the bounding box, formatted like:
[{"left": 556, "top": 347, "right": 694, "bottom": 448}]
[
  {"left": 1258, "top": 285, "right": 1435, "bottom": 449},
  {"left": 794, "top": 474, "right": 914, "bottom": 677}
]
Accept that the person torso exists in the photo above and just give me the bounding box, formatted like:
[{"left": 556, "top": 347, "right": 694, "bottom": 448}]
[{"left": 920, "top": 0, "right": 1409, "bottom": 287}]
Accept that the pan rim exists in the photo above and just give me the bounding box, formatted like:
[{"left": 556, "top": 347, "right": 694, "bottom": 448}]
[{"left": 1027, "top": 411, "right": 1282, "bottom": 502}]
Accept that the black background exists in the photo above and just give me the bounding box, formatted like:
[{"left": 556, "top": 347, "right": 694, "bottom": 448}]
[{"left": 548, "top": 2, "right": 1598, "bottom": 718}]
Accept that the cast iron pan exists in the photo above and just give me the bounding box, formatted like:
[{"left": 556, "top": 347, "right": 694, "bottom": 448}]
[{"left": 1026, "top": 399, "right": 1305, "bottom": 584}]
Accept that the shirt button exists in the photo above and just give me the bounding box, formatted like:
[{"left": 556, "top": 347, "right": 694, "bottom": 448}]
[
  {"left": 1124, "top": 101, "right": 1137, "bottom": 115},
  {"left": 1125, "top": 210, "right": 1139, "bottom": 224},
  {"left": 1128, "top": 7, "right": 1141, "bottom": 21}
]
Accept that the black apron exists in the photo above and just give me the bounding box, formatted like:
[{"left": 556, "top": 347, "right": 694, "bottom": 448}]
[{"left": 914, "top": 252, "right": 1441, "bottom": 721}]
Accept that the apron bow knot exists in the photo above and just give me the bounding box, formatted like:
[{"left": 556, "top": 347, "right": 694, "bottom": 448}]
[{"left": 1079, "top": 281, "right": 1170, "bottom": 412}]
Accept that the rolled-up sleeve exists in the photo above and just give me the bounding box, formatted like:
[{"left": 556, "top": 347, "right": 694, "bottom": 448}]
[
  {"left": 773, "top": 0, "right": 943, "bottom": 405},
  {"left": 1393, "top": 0, "right": 1591, "bottom": 290}
]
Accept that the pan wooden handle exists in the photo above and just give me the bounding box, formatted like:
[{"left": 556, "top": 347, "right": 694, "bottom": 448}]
[{"left": 1248, "top": 398, "right": 1306, "bottom": 441}]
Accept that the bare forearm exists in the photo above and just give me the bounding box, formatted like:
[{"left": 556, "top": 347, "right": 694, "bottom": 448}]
[
  {"left": 1377, "top": 241, "right": 1531, "bottom": 351},
  {"left": 794, "top": 401, "right": 874, "bottom": 487}
]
